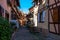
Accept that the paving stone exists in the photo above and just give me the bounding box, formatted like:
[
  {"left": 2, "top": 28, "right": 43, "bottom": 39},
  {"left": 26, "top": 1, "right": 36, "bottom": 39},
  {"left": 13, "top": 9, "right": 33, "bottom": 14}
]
[{"left": 11, "top": 27, "right": 60, "bottom": 40}]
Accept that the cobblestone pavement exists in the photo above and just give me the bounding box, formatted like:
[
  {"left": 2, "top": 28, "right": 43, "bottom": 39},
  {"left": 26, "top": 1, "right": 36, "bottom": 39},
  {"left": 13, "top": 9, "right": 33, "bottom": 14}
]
[{"left": 11, "top": 27, "right": 60, "bottom": 40}]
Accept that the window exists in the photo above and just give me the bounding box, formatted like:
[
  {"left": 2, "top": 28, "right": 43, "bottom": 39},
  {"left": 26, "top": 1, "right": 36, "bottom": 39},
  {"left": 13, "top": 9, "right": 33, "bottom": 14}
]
[
  {"left": 53, "top": 7, "right": 58, "bottom": 23},
  {"left": 38, "top": 11, "right": 45, "bottom": 23},
  {"left": 5, "top": 10, "right": 9, "bottom": 20},
  {"left": 0, "top": 5, "right": 2, "bottom": 16},
  {"left": 52, "top": 6, "right": 60, "bottom": 23},
  {"left": 29, "top": 12, "right": 33, "bottom": 18},
  {"left": 0, "top": 5, "right": 4, "bottom": 16},
  {"left": 7, "top": 0, "right": 11, "bottom": 6},
  {"left": 11, "top": 10, "right": 16, "bottom": 20}
]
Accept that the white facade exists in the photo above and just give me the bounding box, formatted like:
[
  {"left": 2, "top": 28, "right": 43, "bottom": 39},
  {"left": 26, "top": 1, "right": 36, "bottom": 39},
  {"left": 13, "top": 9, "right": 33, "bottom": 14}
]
[{"left": 33, "top": 5, "right": 39, "bottom": 27}]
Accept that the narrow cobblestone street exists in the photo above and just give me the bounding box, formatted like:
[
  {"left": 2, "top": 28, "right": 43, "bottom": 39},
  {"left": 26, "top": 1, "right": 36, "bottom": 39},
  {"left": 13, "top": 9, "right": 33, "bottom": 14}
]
[
  {"left": 1, "top": 0, "right": 60, "bottom": 40},
  {"left": 11, "top": 27, "right": 60, "bottom": 40}
]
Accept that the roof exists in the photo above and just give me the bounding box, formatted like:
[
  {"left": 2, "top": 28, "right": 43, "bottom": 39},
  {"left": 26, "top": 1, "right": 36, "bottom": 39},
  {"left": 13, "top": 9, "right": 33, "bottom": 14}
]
[
  {"left": 16, "top": 0, "right": 20, "bottom": 7},
  {"left": 29, "top": 6, "right": 34, "bottom": 10}
]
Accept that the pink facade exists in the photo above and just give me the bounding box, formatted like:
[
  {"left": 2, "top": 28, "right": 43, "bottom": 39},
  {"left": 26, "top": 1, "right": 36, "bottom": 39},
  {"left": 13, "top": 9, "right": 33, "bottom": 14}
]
[
  {"left": 0, "top": 0, "right": 11, "bottom": 13},
  {"left": 0, "top": 0, "right": 11, "bottom": 21}
]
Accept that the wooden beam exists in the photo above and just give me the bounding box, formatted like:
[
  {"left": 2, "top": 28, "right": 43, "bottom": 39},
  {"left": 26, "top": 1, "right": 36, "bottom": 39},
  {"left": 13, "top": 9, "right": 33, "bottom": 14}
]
[
  {"left": 54, "top": 0, "right": 57, "bottom": 7},
  {"left": 48, "top": 1, "right": 60, "bottom": 9}
]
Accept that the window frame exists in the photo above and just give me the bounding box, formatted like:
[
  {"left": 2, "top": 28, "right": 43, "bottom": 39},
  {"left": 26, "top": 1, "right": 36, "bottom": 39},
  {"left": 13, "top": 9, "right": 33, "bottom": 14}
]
[
  {"left": 0, "top": 5, "right": 4, "bottom": 16},
  {"left": 38, "top": 11, "right": 45, "bottom": 23}
]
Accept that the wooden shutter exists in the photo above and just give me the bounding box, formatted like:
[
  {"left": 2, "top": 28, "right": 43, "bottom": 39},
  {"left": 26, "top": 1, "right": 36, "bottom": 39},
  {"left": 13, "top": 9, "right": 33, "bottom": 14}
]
[{"left": 53, "top": 7, "right": 58, "bottom": 23}]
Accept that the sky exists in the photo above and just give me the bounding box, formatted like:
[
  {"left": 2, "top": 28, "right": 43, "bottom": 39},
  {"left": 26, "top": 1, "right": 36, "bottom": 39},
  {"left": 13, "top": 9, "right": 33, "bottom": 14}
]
[{"left": 19, "top": 0, "right": 33, "bottom": 14}]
